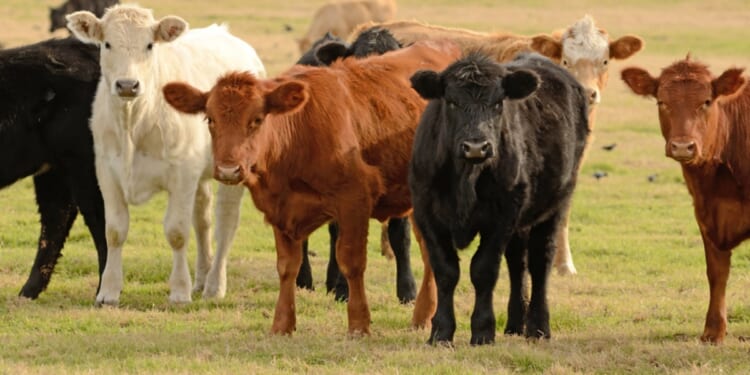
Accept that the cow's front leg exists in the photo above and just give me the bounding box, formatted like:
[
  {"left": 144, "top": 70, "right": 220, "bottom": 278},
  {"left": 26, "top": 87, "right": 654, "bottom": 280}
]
[
  {"left": 203, "top": 183, "right": 243, "bottom": 299},
  {"left": 164, "top": 186, "right": 197, "bottom": 304},
  {"left": 700, "top": 238, "right": 731, "bottom": 344},
  {"left": 336, "top": 209, "right": 372, "bottom": 336},
  {"left": 95, "top": 166, "right": 129, "bottom": 307},
  {"left": 552, "top": 209, "right": 576, "bottom": 275},
  {"left": 469, "top": 227, "right": 509, "bottom": 345},
  {"left": 271, "top": 227, "right": 303, "bottom": 335}
]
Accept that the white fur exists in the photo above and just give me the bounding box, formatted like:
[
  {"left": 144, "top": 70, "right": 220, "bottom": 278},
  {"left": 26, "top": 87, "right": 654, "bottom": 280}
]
[
  {"left": 68, "top": 4, "right": 265, "bottom": 305},
  {"left": 561, "top": 15, "right": 609, "bottom": 64}
]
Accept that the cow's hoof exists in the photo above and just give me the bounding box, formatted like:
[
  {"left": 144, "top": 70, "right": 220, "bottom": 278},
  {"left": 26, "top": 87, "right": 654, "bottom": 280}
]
[
  {"left": 201, "top": 282, "right": 226, "bottom": 300},
  {"left": 169, "top": 292, "right": 192, "bottom": 304},
  {"left": 555, "top": 262, "right": 577, "bottom": 276}
]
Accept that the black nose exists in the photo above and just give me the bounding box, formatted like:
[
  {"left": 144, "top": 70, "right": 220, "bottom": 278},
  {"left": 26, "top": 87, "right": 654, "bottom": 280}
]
[
  {"left": 115, "top": 79, "right": 140, "bottom": 97},
  {"left": 461, "top": 140, "right": 493, "bottom": 161}
]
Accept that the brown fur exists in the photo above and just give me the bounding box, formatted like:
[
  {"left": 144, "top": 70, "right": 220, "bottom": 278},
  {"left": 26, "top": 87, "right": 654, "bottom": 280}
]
[
  {"left": 164, "top": 39, "right": 461, "bottom": 336},
  {"left": 622, "top": 58, "right": 750, "bottom": 345},
  {"left": 297, "top": 0, "right": 397, "bottom": 53}
]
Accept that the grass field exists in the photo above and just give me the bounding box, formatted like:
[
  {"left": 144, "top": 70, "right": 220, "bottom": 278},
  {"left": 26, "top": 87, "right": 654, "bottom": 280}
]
[{"left": 2, "top": 0, "right": 750, "bottom": 373}]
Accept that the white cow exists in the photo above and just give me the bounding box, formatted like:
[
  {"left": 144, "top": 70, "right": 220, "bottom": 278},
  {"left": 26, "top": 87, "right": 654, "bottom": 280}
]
[{"left": 67, "top": 4, "right": 266, "bottom": 305}]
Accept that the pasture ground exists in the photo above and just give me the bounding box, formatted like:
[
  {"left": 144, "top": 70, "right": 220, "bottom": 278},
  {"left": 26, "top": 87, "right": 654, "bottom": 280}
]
[{"left": 1, "top": 0, "right": 750, "bottom": 373}]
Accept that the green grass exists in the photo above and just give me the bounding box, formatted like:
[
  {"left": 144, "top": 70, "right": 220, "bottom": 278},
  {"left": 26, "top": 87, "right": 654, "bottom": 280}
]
[{"left": 2, "top": 0, "right": 750, "bottom": 373}]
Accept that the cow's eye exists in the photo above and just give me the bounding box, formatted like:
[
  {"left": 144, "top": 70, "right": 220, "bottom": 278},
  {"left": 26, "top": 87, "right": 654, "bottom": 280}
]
[
  {"left": 205, "top": 116, "right": 214, "bottom": 125},
  {"left": 703, "top": 99, "right": 712, "bottom": 108},
  {"left": 603, "top": 59, "right": 608, "bottom": 66},
  {"left": 104, "top": 42, "right": 111, "bottom": 49},
  {"left": 147, "top": 43, "right": 153, "bottom": 51},
  {"left": 562, "top": 59, "right": 568, "bottom": 66},
  {"left": 253, "top": 116, "right": 264, "bottom": 126}
]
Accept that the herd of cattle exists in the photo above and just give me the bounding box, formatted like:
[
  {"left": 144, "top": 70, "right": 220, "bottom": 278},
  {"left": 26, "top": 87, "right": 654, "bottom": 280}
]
[{"left": 1, "top": 1, "right": 747, "bottom": 346}]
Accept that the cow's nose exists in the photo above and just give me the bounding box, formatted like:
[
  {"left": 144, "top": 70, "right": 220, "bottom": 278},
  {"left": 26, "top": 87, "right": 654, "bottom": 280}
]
[
  {"left": 115, "top": 79, "right": 140, "bottom": 98},
  {"left": 461, "top": 140, "right": 493, "bottom": 162},
  {"left": 586, "top": 87, "right": 600, "bottom": 105},
  {"left": 214, "top": 164, "right": 242, "bottom": 185},
  {"left": 669, "top": 140, "right": 696, "bottom": 161}
]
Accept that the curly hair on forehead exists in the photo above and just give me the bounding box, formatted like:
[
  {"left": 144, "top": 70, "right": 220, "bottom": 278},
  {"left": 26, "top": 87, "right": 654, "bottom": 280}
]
[{"left": 447, "top": 52, "right": 503, "bottom": 87}]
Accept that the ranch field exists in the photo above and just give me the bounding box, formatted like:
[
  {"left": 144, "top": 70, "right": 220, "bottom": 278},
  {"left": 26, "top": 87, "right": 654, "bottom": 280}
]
[{"left": 2, "top": 0, "right": 750, "bottom": 373}]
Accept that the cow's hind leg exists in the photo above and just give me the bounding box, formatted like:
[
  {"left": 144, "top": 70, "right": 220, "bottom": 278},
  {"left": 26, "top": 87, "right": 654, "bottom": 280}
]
[
  {"left": 20, "top": 171, "right": 78, "bottom": 299},
  {"left": 389, "top": 217, "right": 416, "bottom": 304},
  {"left": 410, "top": 218, "right": 436, "bottom": 329},
  {"left": 525, "top": 214, "right": 560, "bottom": 339},
  {"left": 296, "top": 240, "right": 314, "bottom": 290},
  {"left": 504, "top": 234, "right": 528, "bottom": 335},
  {"left": 192, "top": 180, "right": 212, "bottom": 294},
  {"left": 336, "top": 210, "right": 372, "bottom": 336},
  {"left": 203, "top": 183, "right": 243, "bottom": 299},
  {"left": 326, "top": 222, "right": 349, "bottom": 301}
]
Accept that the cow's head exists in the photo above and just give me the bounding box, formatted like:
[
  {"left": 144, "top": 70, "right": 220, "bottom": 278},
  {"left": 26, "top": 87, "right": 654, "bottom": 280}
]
[
  {"left": 622, "top": 57, "right": 745, "bottom": 165},
  {"left": 532, "top": 15, "right": 643, "bottom": 108},
  {"left": 411, "top": 53, "right": 539, "bottom": 166},
  {"left": 163, "top": 72, "right": 309, "bottom": 185},
  {"left": 66, "top": 4, "right": 187, "bottom": 100}
]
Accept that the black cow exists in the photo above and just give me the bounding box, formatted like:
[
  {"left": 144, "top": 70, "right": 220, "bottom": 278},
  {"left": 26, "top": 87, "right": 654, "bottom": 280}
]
[
  {"left": 49, "top": 0, "right": 119, "bottom": 33},
  {"left": 295, "top": 27, "right": 415, "bottom": 304},
  {"left": 409, "top": 53, "right": 589, "bottom": 345},
  {"left": 0, "top": 37, "right": 106, "bottom": 298}
]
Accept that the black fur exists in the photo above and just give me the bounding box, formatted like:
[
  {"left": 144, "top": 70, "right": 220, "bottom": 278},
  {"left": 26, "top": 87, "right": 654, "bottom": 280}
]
[
  {"left": 295, "top": 27, "right": 415, "bottom": 304},
  {"left": 0, "top": 37, "right": 106, "bottom": 299},
  {"left": 49, "top": 0, "right": 119, "bottom": 33},
  {"left": 409, "top": 53, "right": 589, "bottom": 345}
]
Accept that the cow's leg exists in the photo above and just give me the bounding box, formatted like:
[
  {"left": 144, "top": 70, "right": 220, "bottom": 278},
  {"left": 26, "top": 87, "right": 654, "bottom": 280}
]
[
  {"left": 504, "top": 234, "right": 528, "bottom": 335},
  {"left": 326, "top": 222, "right": 349, "bottom": 301},
  {"left": 700, "top": 239, "right": 731, "bottom": 344},
  {"left": 66, "top": 164, "right": 108, "bottom": 298},
  {"left": 192, "top": 180, "right": 212, "bottom": 294},
  {"left": 380, "top": 221, "right": 395, "bottom": 259},
  {"left": 553, "top": 210, "right": 577, "bottom": 275},
  {"left": 270, "top": 227, "right": 303, "bottom": 335},
  {"left": 335, "top": 210, "right": 371, "bottom": 336},
  {"left": 19, "top": 170, "right": 78, "bottom": 299},
  {"left": 163, "top": 186, "right": 197, "bottom": 304},
  {"left": 410, "top": 217, "right": 437, "bottom": 329},
  {"left": 524, "top": 214, "right": 559, "bottom": 339},
  {"left": 389, "top": 217, "right": 416, "bottom": 304},
  {"left": 203, "top": 183, "right": 243, "bottom": 299},
  {"left": 296, "top": 240, "right": 314, "bottom": 290},
  {"left": 415, "top": 214, "right": 458, "bottom": 344},
  {"left": 469, "top": 227, "right": 507, "bottom": 345},
  {"left": 95, "top": 167, "right": 129, "bottom": 306}
]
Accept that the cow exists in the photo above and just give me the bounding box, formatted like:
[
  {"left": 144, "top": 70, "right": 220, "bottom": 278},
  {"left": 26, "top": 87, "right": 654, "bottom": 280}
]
[
  {"left": 296, "top": 27, "right": 414, "bottom": 304},
  {"left": 621, "top": 57, "right": 749, "bottom": 344},
  {"left": 49, "top": 0, "right": 119, "bottom": 33},
  {"left": 66, "top": 4, "right": 266, "bottom": 305},
  {"left": 163, "top": 39, "right": 462, "bottom": 335},
  {"left": 297, "top": 0, "right": 397, "bottom": 54},
  {"left": 409, "top": 52, "right": 589, "bottom": 345},
  {"left": 0, "top": 37, "right": 105, "bottom": 299},
  {"left": 351, "top": 15, "right": 643, "bottom": 275}
]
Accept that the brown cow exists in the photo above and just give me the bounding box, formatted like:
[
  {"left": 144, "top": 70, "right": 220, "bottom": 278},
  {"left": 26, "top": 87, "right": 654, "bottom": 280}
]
[
  {"left": 352, "top": 15, "right": 643, "bottom": 275},
  {"left": 622, "top": 56, "right": 748, "bottom": 344},
  {"left": 163, "top": 40, "right": 461, "bottom": 335},
  {"left": 297, "top": 0, "right": 397, "bottom": 54}
]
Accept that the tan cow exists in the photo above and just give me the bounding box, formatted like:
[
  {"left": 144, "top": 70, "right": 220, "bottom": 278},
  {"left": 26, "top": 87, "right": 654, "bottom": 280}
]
[
  {"left": 353, "top": 15, "right": 643, "bottom": 275},
  {"left": 297, "top": 0, "right": 397, "bottom": 53}
]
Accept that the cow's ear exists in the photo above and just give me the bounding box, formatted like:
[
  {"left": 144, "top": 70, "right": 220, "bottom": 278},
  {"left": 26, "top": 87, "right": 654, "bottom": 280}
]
[
  {"left": 66, "top": 11, "right": 103, "bottom": 44},
  {"left": 410, "top": 70, "right": 444, "bottom": 99},
  {"left": 621, "top": 67, "right": 658, "bottom": 97},
  {"left": 530, "top": 35, "right": 562, "bottom": 61},
  {"left": 502, "top": 70, "right": 539, "bottom": 100},
  {"left": 154, "top": 16, "right": 188, "bottom": 43},
  {"left": 163, "top": 82, "right": 207, "bottom": 114},
  {"left": 265, "top": 80, "right": 309, "bottom": 115},
  {"left": 712, "top": 68, "right": 745, "bottom": 99},
  {"left": 315, "top": 42, "right": 350, "bottom": 65},
  {"left": 610, "top": 35, "right": 643, "bottom": 60}
]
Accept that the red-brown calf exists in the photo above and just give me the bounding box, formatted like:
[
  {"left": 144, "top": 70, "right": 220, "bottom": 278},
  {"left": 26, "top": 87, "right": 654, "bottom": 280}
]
[
  {"left": 163, "top": 40, "right": 461, "bottom": 336},
  {"left": 622, "top": 56, "right": 748, "bottom": 344}
]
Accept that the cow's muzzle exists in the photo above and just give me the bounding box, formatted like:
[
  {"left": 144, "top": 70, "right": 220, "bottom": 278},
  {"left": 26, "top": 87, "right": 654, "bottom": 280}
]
[
  {"left": 115, "top": 79, "right": 141, "bottom": 99},
  {"left": 461, "top": 140, "right": 493, "bottom": 164},
  {"left": 667, "top": 139, "right": 697, "bottom": 163},
  {"left": 214, "top": 164, "right": 243, "bottom": 185}
]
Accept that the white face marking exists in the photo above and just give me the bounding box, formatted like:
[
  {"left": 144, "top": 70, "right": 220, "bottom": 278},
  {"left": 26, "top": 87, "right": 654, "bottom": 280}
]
[{"left": 560, "top": 15, "right": 610, "bottom": 105}]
